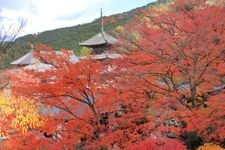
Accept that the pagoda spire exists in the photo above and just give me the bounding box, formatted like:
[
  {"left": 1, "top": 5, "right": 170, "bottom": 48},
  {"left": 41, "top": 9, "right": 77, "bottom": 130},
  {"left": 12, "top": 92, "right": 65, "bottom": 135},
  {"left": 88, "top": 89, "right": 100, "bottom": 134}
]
[{"left": 101, "top": 8, "right": 104, "bottom": 33}]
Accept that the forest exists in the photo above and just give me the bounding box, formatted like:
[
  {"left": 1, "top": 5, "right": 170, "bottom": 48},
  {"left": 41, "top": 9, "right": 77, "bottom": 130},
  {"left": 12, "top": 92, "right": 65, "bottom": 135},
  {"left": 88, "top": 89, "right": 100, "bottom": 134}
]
[{"left": 0, "top": 0, "right": 225, "bottom": 149}]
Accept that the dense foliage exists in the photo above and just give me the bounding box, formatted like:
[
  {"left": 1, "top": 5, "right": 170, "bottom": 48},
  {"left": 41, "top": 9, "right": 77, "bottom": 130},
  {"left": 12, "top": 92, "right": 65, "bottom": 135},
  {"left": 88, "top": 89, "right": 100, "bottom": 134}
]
[{"left": 0, "top": 0, "right": 224, "bottom": 149}]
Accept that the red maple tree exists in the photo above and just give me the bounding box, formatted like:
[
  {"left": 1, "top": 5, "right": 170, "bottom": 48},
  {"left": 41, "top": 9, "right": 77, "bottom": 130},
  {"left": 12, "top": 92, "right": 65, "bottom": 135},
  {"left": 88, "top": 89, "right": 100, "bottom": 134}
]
[{"left": 114, "top": 0, "right": 225, "bottom": 147}]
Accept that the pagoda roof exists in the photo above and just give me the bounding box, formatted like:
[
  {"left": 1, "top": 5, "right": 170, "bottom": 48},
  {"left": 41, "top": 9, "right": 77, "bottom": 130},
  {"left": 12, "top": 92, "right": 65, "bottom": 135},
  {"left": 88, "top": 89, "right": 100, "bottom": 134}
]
[{"left": 79, "top": 31, "right": 118, "bottom": 47}]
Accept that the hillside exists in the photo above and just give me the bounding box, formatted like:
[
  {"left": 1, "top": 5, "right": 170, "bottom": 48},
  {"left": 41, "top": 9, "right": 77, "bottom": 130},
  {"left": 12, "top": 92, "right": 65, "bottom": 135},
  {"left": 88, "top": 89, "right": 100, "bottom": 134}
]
[
  {"left": 0, "top": 1, "right": 159, "bottom": 69},
  {"left": 15, "top": 2, "right": 157, "bottom": 52}
]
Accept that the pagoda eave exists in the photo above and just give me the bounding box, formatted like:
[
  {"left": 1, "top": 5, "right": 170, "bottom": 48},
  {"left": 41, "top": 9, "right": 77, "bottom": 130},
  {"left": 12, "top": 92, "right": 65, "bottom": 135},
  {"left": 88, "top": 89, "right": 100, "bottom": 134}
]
[{"left": 79, "top": 43, "right": 111, "bottom": 48}]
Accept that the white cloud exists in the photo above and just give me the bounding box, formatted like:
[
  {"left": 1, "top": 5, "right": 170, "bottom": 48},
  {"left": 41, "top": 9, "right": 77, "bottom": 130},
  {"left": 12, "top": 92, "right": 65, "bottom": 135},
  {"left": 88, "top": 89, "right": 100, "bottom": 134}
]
[{"left": 0, "top": 0, "right": 106, "bottom": 36}]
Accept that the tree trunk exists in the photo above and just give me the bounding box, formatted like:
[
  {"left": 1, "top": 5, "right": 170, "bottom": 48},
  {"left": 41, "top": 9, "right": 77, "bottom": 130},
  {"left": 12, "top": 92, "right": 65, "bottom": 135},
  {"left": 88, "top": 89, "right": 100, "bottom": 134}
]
[
  {"left": 89, "top": 104, "right": 100, "bottom": 125},
  {"left": 190, "top": 84, "right": 197, "bottom": 108}
]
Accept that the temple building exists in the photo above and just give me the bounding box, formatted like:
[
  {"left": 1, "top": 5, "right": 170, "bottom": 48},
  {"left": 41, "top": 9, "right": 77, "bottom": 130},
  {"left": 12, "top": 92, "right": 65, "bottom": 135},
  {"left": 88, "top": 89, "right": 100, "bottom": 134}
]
[
  {"left": 79, "top": 9, "right": 121, "bottom": 60},
  {"left": 11, "top": 50, "right": 38, "bottom": 66},
  {"left": 11, "top": 50, "right": 79, "bottom": 71}
]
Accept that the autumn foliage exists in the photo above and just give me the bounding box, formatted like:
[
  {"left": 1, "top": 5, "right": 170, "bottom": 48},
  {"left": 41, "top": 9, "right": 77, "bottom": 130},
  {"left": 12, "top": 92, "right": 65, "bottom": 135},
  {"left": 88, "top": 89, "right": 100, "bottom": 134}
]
[
  {"left": 0, "top": 94, "right": 46, "bottom": 149},
  {"left": 0, "top": 0, "right": 224, "bottom": 149}
]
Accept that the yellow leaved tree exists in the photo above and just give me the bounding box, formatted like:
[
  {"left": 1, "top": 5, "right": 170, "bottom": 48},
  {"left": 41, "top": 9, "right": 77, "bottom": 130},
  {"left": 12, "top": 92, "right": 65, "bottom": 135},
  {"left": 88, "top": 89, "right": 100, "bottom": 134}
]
[
  {"left": 0, "top": 94, "right": 47, "bottom": 138},
  {"left": 198, "top": 143, "right": 224, "bottom": 150}
]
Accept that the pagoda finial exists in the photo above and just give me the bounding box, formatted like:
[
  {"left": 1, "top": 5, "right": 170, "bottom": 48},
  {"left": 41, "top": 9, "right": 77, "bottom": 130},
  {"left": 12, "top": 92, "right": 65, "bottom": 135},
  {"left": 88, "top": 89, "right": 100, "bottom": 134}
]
[{"left": 101, "top": 8, "right": 104, "bottom": 33}]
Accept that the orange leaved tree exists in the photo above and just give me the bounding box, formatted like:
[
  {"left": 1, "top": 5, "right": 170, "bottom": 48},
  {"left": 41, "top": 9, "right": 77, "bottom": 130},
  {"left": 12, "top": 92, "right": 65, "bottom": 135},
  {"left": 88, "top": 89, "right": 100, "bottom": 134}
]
[
  {"left": 11, "top": 45, "right": 121, "bottom": 149},
  {"left": 116, "top": 0, "right": 225, "bottom": 148}
]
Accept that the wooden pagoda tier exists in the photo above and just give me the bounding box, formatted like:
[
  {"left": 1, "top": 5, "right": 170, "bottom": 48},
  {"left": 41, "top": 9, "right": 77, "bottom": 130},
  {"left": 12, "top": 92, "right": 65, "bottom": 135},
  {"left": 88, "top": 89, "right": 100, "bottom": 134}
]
[{"left": 79, "top": 31, "right": 118, "bottom": 54}]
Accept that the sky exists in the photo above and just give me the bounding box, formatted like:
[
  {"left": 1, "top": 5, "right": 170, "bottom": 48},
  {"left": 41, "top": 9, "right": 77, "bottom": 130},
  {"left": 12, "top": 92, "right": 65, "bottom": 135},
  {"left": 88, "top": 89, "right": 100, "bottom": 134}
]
[{"left": 0, "top": 0, "right": 155, "bottom": 36}]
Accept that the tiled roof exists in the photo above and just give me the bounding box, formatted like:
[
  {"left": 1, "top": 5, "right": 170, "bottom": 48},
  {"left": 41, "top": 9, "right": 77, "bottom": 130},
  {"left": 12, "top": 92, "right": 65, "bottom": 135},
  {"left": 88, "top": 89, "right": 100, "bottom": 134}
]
[
  {"left": 79, "top": 32, "right": 118, "bottom": 46},
  {"left": 10, "top": 50, "right": 38, "bottom": 65},
  {"left": 11, "top": 50, "right": 79, "bottom": 65}
]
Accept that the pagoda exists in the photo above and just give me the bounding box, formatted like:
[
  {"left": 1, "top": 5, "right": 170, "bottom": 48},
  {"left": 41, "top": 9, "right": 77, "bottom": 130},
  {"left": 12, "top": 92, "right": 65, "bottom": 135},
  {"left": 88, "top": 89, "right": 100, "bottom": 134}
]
[{"left": 79, "top": 9, "right": 118, "bottom": 55}]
